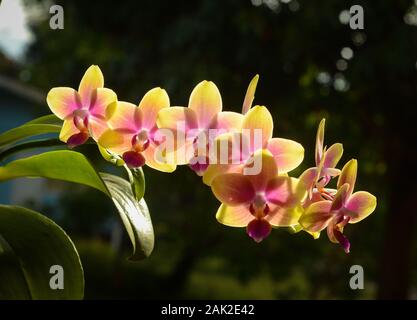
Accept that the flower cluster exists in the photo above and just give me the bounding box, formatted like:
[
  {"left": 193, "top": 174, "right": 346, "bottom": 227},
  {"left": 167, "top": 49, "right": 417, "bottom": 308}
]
[{"left": 47, "top": 65, "right": 377, "bottom": 253}]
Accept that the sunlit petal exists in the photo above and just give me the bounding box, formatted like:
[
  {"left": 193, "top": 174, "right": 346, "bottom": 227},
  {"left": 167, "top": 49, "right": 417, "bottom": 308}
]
[
  {"left": 267, "top": 138, "right": 304, "bottom": 173},
  {"left": 106, "top": 101, "right": 141, "bottom": 132},
  {"left": 202, "top": 163, "right": 244, "bottom": 186},
  {"left": 216, "top": 204, "right": 253, "bottom": 227},
  {"left": 89, "top": 88, "right": 117, "bottom": 117},
  {"left": 139, "top": 87, "right": 170, "bottom": 130},
  {"left": 59, "top": 119, "right": 80, "bottom": 142},
  {"left": 266, "top": 176, "right": 306, "bottom": 208},
  {"left": 244, "top": 149, "right": 277, "bottom": 191},
  {"left": 337, "top": 159, "right": 357, "bottom": 196},
  {"left": 157, "top": 106, "right": 198, "bottom": 132},
  {"left": 299, "top": 201, "right": 333, "bottom": 232},
  {"left": 242, "top": 105, "right": 273, "bottom": 151},
  {"left": 211, "top": 111, "right": 243, "bottom": 131},
  {"left": 142, "top": 142, "right": 177, "bottom": 173},
  {"left": 78, "top": 65, "right": 104, "bottom": 107},
  {"left": 266, "top": 204, "right": 304, "bottom": 227},
  {"left": 242, "top": 74, "right": 259, "bottom": 115},
  {"left": 98, "top": 129, "right": 132, "bottom": 154},
  {"left": 189, "top": 80, "right": 222, "bottom": 128},
  {"left": 345, "top": 191, "right": 377, "bottom": 223},
  {"left": 323, "top": 143, "right": 343, "bottom": 168},
  {"left": 47, "top": 87, "right": 81, "bottom": 119},
  {"left": 211, "top": 173, "right": 255, "bottom": 206},
  {"left": 315, "top": 119, "right": 325, "bottom": 165}
]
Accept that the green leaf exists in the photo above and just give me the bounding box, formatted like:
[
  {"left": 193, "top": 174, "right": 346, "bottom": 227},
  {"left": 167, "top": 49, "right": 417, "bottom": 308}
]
[
  {"left": 101, "top": 173, "right": 153, "bottom": 260},
  {"left": 0, "top": 114, "right": 62, "bottom": 149},
  {"left": 125, "top": 166, "right": 146, "bottom": 200},
  {"left": 0, "top": 204, "right": 84, "bottom": 299},
  {"left": 25, "top": 114, "right": 63, "bottom": 126},
  {"left": 0, "top": 150, "right": 154, "bottom": 260},
  {"left": 0, "top": 150, "right": 109, "bottom": 195}
]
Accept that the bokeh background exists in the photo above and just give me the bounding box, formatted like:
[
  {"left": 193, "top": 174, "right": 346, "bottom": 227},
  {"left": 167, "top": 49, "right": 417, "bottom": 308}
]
[{"left": 0, "top": 0, "right": 416, "bottom": 299}]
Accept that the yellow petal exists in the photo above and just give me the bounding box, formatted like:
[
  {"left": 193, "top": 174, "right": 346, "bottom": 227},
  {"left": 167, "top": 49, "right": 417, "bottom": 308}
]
[
  {"left": 242, "top": 74, "right": 259, "bottom": 115},
  {"left": 242, "top": 105, "right": 273, "bottom": 151},
  {"left": 188, "top": 80, "right": 222, "bottom": 128},
  {"left": 59, "top": 119, "right": 79, "bottom": 142},
  {"left": 142, "top": 143, "right": 176, "bottom": 173},
  {"left": 216, "top": 204, "right": 253, "bottom": 227},
  {"left": 47, "top": 87, "right": 81, "bottom": 120},
  {"left": 139, "top": 87, "right": 170, "bottom": 130},
  {"left": 78, "top": 65, "right": 104, "bottom": 107},
  {"left": 267, "top": 138, "right": 304, "bottom": 173},
  {"left": 106, "top": 101, "right": 140, "bottom": 132},
  {"left": 337, "top": 159, "right": 357, "bottom": 196},
  {"left": 98, "top": 129, "right": 131, "bottom": 155}
]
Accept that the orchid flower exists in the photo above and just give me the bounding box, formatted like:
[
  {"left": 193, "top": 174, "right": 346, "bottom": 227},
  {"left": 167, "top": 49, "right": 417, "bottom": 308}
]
[
  {"left": 47, "top": 65, "right": 117, "bottom": 148},
  {"left": 203, "top": 105, "right": 305, "bottom": 186},
  {"left": 157, "top": 80, "right": 244, "bottom": 175},
  {"left": 98, "top": 88, "right": 176, "bottom": 172},
  {"left": 299, "top": 159, "right": 377, "bottom": 253},
  {"left": 300, "top": 119, "right": 343, "bottom": 199},
  {"left": 210, "top": 150, "right": 306, "bottom": 243}
]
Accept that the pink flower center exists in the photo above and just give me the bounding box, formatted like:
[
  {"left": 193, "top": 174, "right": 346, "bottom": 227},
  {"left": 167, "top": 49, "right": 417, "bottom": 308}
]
[
  {"left": 132, "top": 130, "right": 150, "bottom": 153},
  {"left": 249, "top": 193, "right": 270, "bottom": 219},
  {"left": 73, "top": 109, "right": 90, "bottom": 133}
]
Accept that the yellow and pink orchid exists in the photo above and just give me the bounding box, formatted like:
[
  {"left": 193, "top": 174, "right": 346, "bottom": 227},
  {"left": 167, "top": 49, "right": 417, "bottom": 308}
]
[
  {"left": 202, "top": 105, "right": 305, "bottom": 186},
  {"left": 157, "top": 80, "right": 244, "bottom": 175},
  {"left": 211, "top": 150, "right": 306, "bottom": 242},
  {"left": 299, "top": 159, "right": 377, "bottom": 252},
  {"left": 98, "top": 88, "right": 175, "bottom": 172},
  {"left": 45, "top": 66, "right": 377, "bottom": 252},
  {"left": 47, "top": 65, "right": 117, "bottom": 148}
]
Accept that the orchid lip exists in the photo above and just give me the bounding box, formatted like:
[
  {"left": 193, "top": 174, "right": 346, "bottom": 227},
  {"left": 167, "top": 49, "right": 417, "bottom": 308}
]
[{"left": 246, "top": 218, "right": 271, "bottom": 243}]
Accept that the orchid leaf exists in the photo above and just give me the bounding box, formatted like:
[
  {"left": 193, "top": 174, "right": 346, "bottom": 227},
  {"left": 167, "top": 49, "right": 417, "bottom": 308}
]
[
  {"left": 0, "top": 205, "right": 84, "bottom": 299},
  {"left": 0, "top": 150, "right": 154, "bottom": 260},
  {"left": 0, "top": 114, "right": 62, "bottom": 148}
]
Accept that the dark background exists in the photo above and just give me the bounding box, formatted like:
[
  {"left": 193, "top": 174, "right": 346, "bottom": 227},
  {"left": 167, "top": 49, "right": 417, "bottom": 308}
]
[{"left": 0, "top": 0, "right": 416, "bottom": 299}]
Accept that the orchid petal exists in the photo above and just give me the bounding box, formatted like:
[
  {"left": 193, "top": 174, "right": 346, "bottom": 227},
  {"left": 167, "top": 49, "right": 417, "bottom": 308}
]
[
  {"left": 299, "top": 201, "right": 333, "bottom": 233},
  {"left": 323, "top": 143, "right": 343, "bottom": 169},
  {"left": 265, "top": 176, "right": 306, "bottom": 208},
  {"left": 266, "top": 204, "right": 304, "bottom": 227},
  {"left": 216, "top": 204, "right": 253, "bottom": 227},
  {"left": 89, "top": 88, "right": 117, "bottom": 117},
  {"left": 142, "top": 142, "right": 176, "bottom": 173},
  {"left": 242, "top": 106, "right": 273, "bottom": 151},
  {"left": 59, "top": 119, "right": 80, "bottom": 142},
  {"left": 189, "top": 80, "right": 222, "bottom": 128},
  {"left": 315, "top": 119, "right": 325, "bottom": 165},
  {"left": 78, "top": 65, "right": 104, "bottom": 107},
  {"left": 331, "top": 183, "right": 350, "bottom": 211},
  {"left": 267, "top": 138, "right": 304, "bottom": 173},
  {"left": 211, "top": 111, "right": 243, "bottom": 131},
  {"left": 202, "top": 163, "right": 244, "bottom": 186},
  {"left": 46, "top": 87, "right": 81, "bottom": 119},
  {"left": 139, "top": 87, "right": 170, "bottom": 130},
  {"left": 247, "top": 219, "right": 271, "bottom": 243},
  {"left": 106, "top": 101, "right": 141, "bottom": 132},
  {"left": 88, "top": 116, "right": 109, "bottom": 141},
  {"left": 98, "top": 129, "right": 131, "bottom": 154},
  {"left": 299, "top": 167, "right": 318, "bottom": 194},
  {"left": 245, "top": 149, "right": 277, "bottom": 191},
  {"left": 337, "top": 159, "right": 357, "bottom": 196},
  {"left": 157, "top": 106, "right": 198, "bottom": 132},
  {"left": 242, "top": 74, "right": 259, "bottom": 115},
  {"left": 345, "top": 191, "right": 377, "bottom": 223},
  {"left": 211, "top": 173, "right": 255, "bottom": 206}
]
